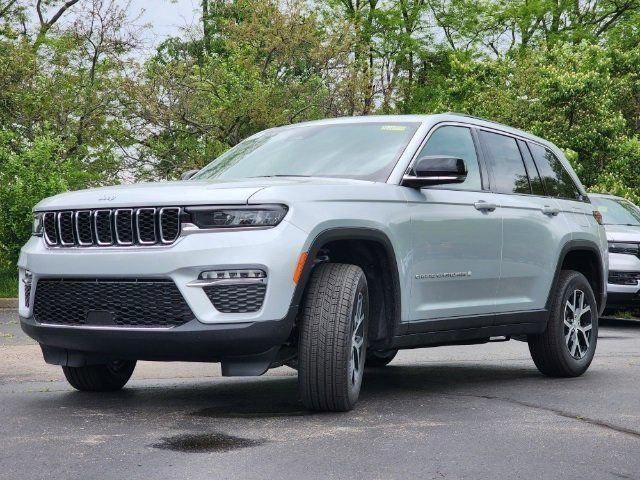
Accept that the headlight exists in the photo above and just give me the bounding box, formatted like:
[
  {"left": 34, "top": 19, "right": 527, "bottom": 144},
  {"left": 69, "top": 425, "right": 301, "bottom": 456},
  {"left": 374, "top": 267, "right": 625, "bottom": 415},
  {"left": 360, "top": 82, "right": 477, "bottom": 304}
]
[
  {"left": 32, "top": 213, "right": 44, "bottom": 236},
  {"left": 186, "top": 205, "right": 287, "bottom": 229},
  {"left": 608, "top": 242, "right": 640, "bottom": 255}
]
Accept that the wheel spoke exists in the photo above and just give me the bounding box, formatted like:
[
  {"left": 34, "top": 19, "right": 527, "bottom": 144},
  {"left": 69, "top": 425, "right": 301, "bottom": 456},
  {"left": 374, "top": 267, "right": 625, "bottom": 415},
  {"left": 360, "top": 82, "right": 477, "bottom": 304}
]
[
  {"left": 353, "top": 346, "right": 360, "bottom": 372},
  {"left": 349, "top": 291, "right": 366, "bottom": 386},
  {"left": 565, "top": 329, "right": 573, "bottom": 346},
  {"left": 582, "top": 323, "right": 592, "bottom": 333},
  {"left": 571, "top": 340, "right": 578, "bottom": 357},
  {"left": 566, "top": 299, "right": 576, "bottom": 314},
  {"left": 570, "top": 335, "right": 578, "bottom": 356},
  {"left": 578, "top": 328, "right": 590, "bottom": 350}
]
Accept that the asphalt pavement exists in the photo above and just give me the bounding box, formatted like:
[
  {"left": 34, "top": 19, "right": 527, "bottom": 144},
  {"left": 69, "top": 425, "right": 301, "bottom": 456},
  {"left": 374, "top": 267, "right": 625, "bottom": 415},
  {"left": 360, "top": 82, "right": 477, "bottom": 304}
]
[{"left": 1, "top": 308, "right": 639, "bottom": 480}]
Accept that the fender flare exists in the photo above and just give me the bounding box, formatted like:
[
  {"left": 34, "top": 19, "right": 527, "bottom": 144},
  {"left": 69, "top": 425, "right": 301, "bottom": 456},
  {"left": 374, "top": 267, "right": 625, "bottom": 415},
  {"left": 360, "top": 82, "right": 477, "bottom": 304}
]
[
  {"left": 547, "top": 240, "right": 606, "bottom": 314},
  {"left": 288, "top": 227, "right": 403, "bottom": 334}
]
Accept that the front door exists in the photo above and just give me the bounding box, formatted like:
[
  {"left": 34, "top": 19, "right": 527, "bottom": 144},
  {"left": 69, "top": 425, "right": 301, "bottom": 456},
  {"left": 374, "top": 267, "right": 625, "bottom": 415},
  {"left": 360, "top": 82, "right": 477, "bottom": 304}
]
[{"left": 405, "top": 125, "right": 502, "bottom": 328}]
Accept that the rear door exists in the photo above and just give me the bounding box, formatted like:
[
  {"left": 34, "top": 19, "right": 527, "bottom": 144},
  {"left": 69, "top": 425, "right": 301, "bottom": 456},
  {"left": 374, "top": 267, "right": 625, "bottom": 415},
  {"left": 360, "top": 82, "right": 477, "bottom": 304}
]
[{"left": 478, "top": 130, "right": 566, "bottom": 316}]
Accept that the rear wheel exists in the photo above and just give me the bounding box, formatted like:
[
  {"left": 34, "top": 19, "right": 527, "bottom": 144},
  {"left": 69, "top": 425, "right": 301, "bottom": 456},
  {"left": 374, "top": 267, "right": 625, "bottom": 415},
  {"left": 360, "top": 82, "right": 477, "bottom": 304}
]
[
  {"left": 62, "top": 360, "right": 136, "bottom": 392},
  {"left": 298, "top": 263, "right": 369, "bottom": 412},
  {"left": 528, "top": 270, "right": 598, "bottom": 377},
  {"left": 366, "top": 349, "right": 398, "bottom": 367}
]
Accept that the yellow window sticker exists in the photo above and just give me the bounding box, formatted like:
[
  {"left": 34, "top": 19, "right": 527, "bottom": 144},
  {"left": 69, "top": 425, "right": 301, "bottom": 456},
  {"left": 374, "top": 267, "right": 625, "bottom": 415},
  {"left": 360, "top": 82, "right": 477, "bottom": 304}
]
[{"left": 380, "top": 125, "right": 407, "bottom": 132}]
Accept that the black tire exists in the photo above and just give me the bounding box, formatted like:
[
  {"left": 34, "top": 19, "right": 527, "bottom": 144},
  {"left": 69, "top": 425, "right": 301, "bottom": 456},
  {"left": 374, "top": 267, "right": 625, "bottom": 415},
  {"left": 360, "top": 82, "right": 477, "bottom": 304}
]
[
  {"left": 62, "top": 360, "right": 137, "bottom": 392},
  {"left": 298, "top": 263, "right": 369, "bottom": 412},
  {"left": 366, "top": 349, "right": 398, "bottom": 367},
  {"left": 528, "top": 270, "right": 598, "bottom": 377}
]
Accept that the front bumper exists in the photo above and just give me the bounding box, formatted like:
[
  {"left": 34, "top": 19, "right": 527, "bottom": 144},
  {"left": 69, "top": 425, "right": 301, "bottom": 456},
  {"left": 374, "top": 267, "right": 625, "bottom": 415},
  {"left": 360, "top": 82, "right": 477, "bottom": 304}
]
[
  {"left": 18, "top": 220, "right": 308, "bottom": 324},
  {"left": 20, "top": 311, "right": 296, "bottom": 375},
  {"left": 17, "top": 221, "right": 309, "bottom": 372},
  {"left": 606, "top": 252, "right": 640, "bottom": 309}
]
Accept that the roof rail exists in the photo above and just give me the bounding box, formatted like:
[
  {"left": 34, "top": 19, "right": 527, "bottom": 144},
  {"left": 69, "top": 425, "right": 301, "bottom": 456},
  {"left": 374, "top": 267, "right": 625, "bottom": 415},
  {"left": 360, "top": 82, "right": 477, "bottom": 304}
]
[{"left": 441, "top": 111, "right": 505, "bottom": 126}]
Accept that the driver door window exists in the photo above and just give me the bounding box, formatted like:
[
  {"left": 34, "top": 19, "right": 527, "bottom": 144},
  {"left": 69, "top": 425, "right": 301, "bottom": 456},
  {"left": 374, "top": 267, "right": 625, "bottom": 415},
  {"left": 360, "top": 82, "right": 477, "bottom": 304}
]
[{"left": 416, "top": 126, "right": 482, "bottom": 191}]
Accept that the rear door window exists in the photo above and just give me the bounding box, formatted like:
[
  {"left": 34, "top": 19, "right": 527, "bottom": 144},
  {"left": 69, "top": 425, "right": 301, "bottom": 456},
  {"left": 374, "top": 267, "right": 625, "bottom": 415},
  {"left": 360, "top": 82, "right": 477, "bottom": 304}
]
[
  {"left": 479, "top": 131, "right": 531, "bottom": 194},
  {"left": 528, "top": 143, "right": 582, "bottom": 200}
]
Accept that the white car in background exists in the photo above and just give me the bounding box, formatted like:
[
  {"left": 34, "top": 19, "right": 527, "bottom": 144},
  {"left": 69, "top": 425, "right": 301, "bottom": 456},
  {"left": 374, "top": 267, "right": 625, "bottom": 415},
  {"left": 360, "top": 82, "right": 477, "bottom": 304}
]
[{"left": 591, "top": 194, "right": 640, "bottom": 312}]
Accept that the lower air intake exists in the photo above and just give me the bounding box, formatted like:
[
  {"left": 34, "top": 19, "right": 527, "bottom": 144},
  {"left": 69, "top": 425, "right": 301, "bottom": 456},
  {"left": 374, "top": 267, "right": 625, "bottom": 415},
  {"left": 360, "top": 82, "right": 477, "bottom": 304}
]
[
  {"left": 203, "top": 283, "right": 267, "bottom": 313},
  {"left": 33, "top": 279, "right": 194, "bottom": 328}
]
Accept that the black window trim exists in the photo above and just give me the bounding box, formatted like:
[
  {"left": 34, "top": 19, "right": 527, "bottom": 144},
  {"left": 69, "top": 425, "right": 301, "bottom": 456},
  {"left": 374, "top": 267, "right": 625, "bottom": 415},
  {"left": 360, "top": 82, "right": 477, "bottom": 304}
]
[
  {"left": 403, "top": 121, "right": 588, "bottom": 203},
  {"left": 472, "top": 125, "right": 589, "bottom": 203}
]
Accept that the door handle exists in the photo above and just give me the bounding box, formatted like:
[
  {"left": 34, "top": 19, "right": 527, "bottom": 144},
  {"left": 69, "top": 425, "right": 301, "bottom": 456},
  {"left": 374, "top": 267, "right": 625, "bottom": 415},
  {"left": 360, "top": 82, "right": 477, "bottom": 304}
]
[
  {"left": 541, "top": 205, "right": 560, "bottom": 216},
  {"left": 474, "top": 201, "right": 497, "bottom": 212}
]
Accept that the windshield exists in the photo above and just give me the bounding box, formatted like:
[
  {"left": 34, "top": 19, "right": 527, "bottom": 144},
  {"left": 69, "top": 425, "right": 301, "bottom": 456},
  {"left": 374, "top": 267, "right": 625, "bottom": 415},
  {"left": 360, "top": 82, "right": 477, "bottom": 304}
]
[
  {"left": 592, "top": 197, "right": 640, "bottom": 226},
  {"left": 192, "top": 122, "right": 420, "bottom": 182}
]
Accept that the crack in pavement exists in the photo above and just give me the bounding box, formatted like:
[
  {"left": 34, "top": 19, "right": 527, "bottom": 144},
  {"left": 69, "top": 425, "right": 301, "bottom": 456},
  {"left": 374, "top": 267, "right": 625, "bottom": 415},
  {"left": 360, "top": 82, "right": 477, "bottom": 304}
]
[{"left": 447, "top": 393, "right": 640, "bottom": 439}]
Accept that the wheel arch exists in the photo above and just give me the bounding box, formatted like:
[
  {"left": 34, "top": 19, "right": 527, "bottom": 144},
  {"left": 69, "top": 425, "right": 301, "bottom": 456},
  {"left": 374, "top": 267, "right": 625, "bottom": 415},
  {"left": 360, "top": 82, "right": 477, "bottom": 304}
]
[
  {"left": 289, "top": 227, "right": 403, "bottom": 347},
  {"left": 548, "top": 240, "right": 606, "bottom": 315}
]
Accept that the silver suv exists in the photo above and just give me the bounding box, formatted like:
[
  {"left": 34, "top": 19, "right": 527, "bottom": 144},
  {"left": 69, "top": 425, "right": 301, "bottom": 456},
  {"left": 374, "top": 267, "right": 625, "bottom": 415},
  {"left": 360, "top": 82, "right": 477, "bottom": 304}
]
[
  {"left": 19, "top": 114, "right": 608, "bottom": 411},
  {"left": 591, "top": 194, "right": 640, "bottom": 311}
]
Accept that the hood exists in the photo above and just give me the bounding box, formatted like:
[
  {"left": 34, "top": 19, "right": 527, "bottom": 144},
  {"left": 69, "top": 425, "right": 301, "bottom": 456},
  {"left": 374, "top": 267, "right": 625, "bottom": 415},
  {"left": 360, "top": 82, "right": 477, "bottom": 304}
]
[
  {"left": 603, "top": 223, "right": 640, "bottom": 242},
  {"left": 33, "top": 177, "right": 372, "bottom": 211}
]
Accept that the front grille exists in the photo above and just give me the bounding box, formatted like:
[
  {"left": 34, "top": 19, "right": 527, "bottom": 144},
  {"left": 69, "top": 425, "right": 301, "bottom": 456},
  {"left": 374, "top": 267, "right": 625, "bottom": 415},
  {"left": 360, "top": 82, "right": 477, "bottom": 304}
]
[
  {"left": 41, "top": 208, "right": 182, "bottom": 247},
  {"left": 203, "top": 283, "right": 267, "bottom": 313},
  {"left": 33, "top": 279, "right": 194, "bottom": 328}
]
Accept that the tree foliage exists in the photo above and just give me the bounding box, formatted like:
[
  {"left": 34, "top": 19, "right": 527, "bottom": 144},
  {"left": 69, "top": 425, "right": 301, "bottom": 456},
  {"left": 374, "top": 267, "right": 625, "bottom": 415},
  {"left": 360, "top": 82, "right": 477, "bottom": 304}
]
[{"left": 1, "top": 0, "right": 640, "bottom": 268}]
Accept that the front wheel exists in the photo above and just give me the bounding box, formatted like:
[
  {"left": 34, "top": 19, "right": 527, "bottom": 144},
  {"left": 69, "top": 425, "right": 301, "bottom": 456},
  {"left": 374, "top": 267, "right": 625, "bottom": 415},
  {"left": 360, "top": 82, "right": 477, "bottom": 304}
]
[
  {"left": 62, "top": 360, "right": 137, "bottom": 392},
  {"left": 297, "top": 263, "right": 369, "bottom": 412},
  {"left": 528, "top": 270, "right": 598, "bottom": 377}
]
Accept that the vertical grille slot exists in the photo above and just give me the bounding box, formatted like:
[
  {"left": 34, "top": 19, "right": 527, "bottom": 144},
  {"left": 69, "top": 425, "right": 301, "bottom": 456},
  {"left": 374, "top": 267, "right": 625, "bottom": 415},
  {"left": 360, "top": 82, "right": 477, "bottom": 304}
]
[
  {"left": 115, "top": 209, "right": 134, "bottom": 245},
  {"left": 159, "top": 208, "right": 181, "bottom": 243},
  {"left": 75, "top": 211, "right": 93, "bottom": 245},
  {"left": 58, "top": 212, "right": 75, "bottom": 246},
  {"left": 136, "top": 208, "right": 157, "bottom": 244},
  {"left": 94, "top": 210, "right": 113, "bottom": 245},
  {"left": 43, "top": 212, "right": 58, "bottom": 245}
]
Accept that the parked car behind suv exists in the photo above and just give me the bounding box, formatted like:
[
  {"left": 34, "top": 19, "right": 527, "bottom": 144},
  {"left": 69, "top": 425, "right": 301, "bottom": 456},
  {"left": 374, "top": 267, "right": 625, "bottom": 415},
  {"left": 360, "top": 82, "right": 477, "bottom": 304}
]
[
  {"left": 591, "top": 194, "right": 640, "bottom": 311},
  {"left": 19, "top": 113, "right": 608, "bottom": 411}
]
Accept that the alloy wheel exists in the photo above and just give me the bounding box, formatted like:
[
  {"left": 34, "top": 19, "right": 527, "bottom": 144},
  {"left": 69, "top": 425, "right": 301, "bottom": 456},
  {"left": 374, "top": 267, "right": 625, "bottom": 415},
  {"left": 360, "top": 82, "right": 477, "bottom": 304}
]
[{"left": 563, "top": 289, "right": 593, "bottom": 360}]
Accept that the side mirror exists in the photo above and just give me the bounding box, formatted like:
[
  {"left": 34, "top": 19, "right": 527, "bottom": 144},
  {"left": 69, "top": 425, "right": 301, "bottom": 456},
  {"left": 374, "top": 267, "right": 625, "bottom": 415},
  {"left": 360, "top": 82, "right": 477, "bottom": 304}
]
[
  {"left": 181, "top": 169, "right": 199, "bottom": 181},
  {"left": 402, "top": 156, "right": 467, "bottom": 188}
]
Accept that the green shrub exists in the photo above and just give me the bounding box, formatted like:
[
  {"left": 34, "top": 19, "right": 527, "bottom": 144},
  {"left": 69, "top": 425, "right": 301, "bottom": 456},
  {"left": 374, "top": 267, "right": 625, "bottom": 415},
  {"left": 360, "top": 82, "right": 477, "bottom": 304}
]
[{"left": 0, "top": 130, "right": 93, "bottom": 270}]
